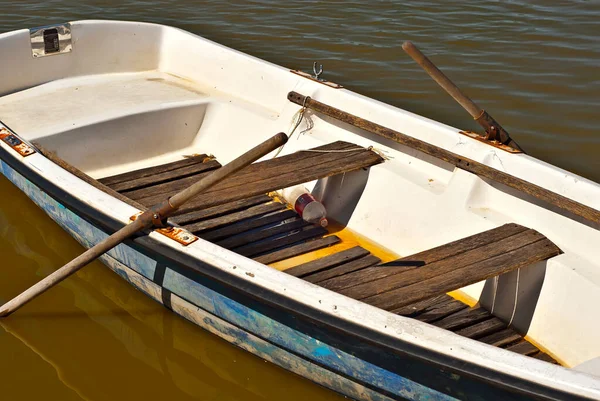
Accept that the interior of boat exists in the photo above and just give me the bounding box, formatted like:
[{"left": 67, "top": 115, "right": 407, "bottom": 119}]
[{"left": 1, "top": 21, "right": 598, "bottom": 377}]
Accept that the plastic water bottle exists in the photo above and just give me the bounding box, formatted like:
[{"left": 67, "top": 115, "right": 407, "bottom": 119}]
[{"left": 281, "top": 185, "right": 328, "bottom": 227}]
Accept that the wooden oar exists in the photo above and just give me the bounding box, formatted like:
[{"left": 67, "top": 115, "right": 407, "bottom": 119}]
[
  {"left": 0, "top": 132, "right": 288, "bottom": 317},
  {"left": 287, "top": 91, "right": 600, "bottom": 225},
  {"left": 402, "top": 41, "right": 524, "bottom": 152}
]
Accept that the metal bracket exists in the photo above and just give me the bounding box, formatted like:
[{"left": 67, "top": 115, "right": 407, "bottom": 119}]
[
  {"left": 30, "top": 23, "right": 72, "bottom": 58},
  {"left": 290, "top": 70, "right": 343, "bottom": 89},
  {"left": 459, "top": 130, "right": 523, "bottom": 153},
  {"left": 0, "top": 127, "right": 35, "bottom": 157},
  {"left": 129, "top": 212, "right": 198, "bottom": 246}
]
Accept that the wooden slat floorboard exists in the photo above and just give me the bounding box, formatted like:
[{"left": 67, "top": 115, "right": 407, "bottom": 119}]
[
  {"left": 414, "top": 298, "right": 469, "bottom": 324},
  {"left": 306, "top": 255, "right": 381, "bottom": 284},
  {"left": 254, "top": 236, "right": 341, "bottom": 265},
  {"left": 286, "top": 246, "right": 370, "bottom": 278},
  {"left": 170, "top": 195, "right": 272, "bottom": 225},
  {"left": 111, "top": 159, "right": 221, "bottom": 192},
  {"left": 201, "top": 209, "right": 298, "bottom": 242},
  {"left": 98, "top": 154, "right": 210, "bottom": 186},
  {"left": 217, "top": 218, "right": 307, "bottom": 249},
  {"left": 184, "top": 202, "right": 286, "bottom": 233},
  {"left": 234, "top": 226, "right": 328, "bottom": 258},
  {"left": 479, "top": 328, "right": 523, "bottom": 348}
]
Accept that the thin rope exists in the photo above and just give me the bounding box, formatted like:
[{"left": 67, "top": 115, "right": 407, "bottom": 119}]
[
  {"left": 272, "top": 95, "right": 391, "bottom": 161},
  {"left": 508, "top": 268, "right": 520, "bottom": 326}
]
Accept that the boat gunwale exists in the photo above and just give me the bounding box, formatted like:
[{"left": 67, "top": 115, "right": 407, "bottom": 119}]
[{"left": 1, "top": 126, "right": 599, "bottom": 401}]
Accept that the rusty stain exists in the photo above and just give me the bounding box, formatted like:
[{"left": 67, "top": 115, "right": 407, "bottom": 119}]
[
  {"left": 0, "top": 128, "right": 36, "bottom": 157},
  {"left": 289, "top": 69, "right": 343, "bottom": 89},
  {"left": 156, "top": 226, "right": 198, "bottom": 246},
  {"left": 245, "top": 272, "right": 255, "bottom": 277},
  {"left": 459, "top": 130, "right": 523, "bottom": 153},
  {"left": 129, "top": 213, "right": 198, "bottom": 246},
  {"left": 428, "top": 178, "right": 434, "bottom": 183}
]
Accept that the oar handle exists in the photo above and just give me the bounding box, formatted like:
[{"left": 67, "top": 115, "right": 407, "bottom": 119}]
[
  {"left": 0, "top": 132, "right": 288, "bottom": 317},
  {"left": 402, "top": 41, "right": 481, "bottom": 118},
  {"left": 402, "top": 41, "right": 523, "bottom": 151}
]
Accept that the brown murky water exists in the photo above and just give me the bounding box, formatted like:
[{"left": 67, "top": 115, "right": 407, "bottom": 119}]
[{"left": 1, "top": 1, "right": 598, "bottom": 400}]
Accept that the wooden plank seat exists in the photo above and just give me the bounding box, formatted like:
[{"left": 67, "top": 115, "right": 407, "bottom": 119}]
[
  {"left": 317, "top": 223, "right": 562, "bottom": 310},
  {"left": 115, "top": 141, "right": 384, "bottom": 216},
  {"left": 100, "top": 146, "right": 559, "bottom": 364}
]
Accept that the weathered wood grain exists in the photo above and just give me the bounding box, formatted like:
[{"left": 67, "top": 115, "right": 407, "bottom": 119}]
[
  {"left": 123, "top": 169, "right": 215, "bottom": 202},
  {"left": 201, "top": 209, "right": 298, "bottom": 242},
  {"left": 361, "top": 237, "right": 561, "bottom": 310},
  {"left": 506, "top": 341, "right": 540, "bottom": 356},
  {"left": 414, "top": 298, "right": 469, "bottom": 323},
  {"left": 340, "top": 228, "right": 552, "bottom": 300},
  {"left": 217, "top": 218, "right": 307, "bottom": 249},
  {"left": 234, "top": 226, "right": 328, "bottom": 258},
  {"left": 286, "top": 246, "right": 370, "bottom": 278},
  {"left": 110, "top": 159, "right": 221, "bottom": 192},
  {"left": 184, "top": 202, "right": 285, "bottom": 233},
  {"left": 479, "top": 328, "right": 523, "bottom": 348},
  {"left": 306, "top": 255, "right": 381, "bottom": 284},
  {"left": 319, "top": 223, "right": 528, "bottom": 293},
  {"left": 254, "top": 236, "right": 341, "bottom": 265},
  {"left": 454, "top": 318, "right": 507, "bottom": 339},
  {"left": 99, "top": 154, "right": 209, "bottom": 186},
  {"left": 169, "top": 194, "right": 272, "bottom": 225},
  {"left": 131, "top": 141, "right": 356, "bottom": 206},
  {"left": 288, "top": 91, "right": 600, "bottom": 225},
  {"left": 391, "top": 295, "right": 450, "bottom": 317},
  {"left": 432, "top": 307, "right": 491, "bottom": 331}
]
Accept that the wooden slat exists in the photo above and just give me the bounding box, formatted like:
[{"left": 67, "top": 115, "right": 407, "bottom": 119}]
[
  {"left": 286, "top": 246, "right": 370, "bottom": 278},
  {"left": 288, "top": 91, "right": 600, "bottom": 225},
  {"left": 99, "top": 154, "right": 209, "bottom": 186},
  {"left": 234, "top": 226, "right": 328, "bottom": 258},
  {"left": 110, "top": 159, "right": 221, "bottom": 192},
  {"left": 506, "top": 341, "right": 540, "bottom": 356},
  {"left": 123, "top": 168, "right": 215, "bottom": 202},
  {"left": 319, "top": 223, "right": 528, "bottom": 293},
  {"left": 479, "top": 328, "right": 523, "bottom": 348},
  {"left": 217, "top": 218, "right": 307, "bottom": 249},
  {"left": 532, "top": 352, "right": 558, "bottom": 364},
  {"left": 432, "top": 307, "right": 491, "bottom": 331},
  {"left": 201, "top": 209, "right": 298, "bottom": 242},
  {"left": 305, "top": 255, "right": 381, "bottom": 284},
  {"left": 414, "top": 298, "right": 469, "bottom": 323},
  {"left": 254, "top": 236, "right": 341, "bottom": 265},
  {"left": 361, "top": 236, "right": 561, "bottom": 310},
  {"left": 184, "top": 202, "right": 285, "bottom": 233},
  {"left": 169, "top": 195, "right": 272, "bottom": 225},
  {"left": 391, "top": 295, "right": 450, "bottom": 317},
  {"left": 454, "top": 318, "right": 507, "bottom": 339}
]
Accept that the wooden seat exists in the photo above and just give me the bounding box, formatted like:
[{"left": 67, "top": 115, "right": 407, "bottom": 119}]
[
  {"left": 105, "top": 141, "right": 383, "bottom": 216},
  {"left": 317, "top": 223, "right": 562, "bottom": 310}
]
